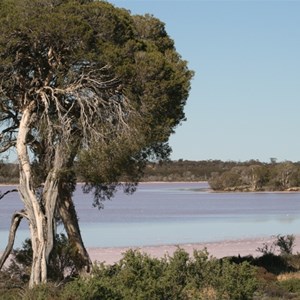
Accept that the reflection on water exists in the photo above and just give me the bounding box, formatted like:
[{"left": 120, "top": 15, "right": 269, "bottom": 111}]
[{"left": 1, "top": 182, "right": 300, "bottom": 249}]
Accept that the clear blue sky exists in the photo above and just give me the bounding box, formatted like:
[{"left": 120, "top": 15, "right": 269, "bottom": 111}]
[{"left": 109, "top": 0, "right": 300, "bottom": 163}]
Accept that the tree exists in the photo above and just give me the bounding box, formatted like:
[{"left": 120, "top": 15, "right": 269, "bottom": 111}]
[
  {"left": 270, "top": 162, "right": 299, "bottom": 190},
  {"left": 0, "top": 0, "right": 193, "bottom": 286},
  {"left": 241, "top": 165, "right": 269, "bottom": 191}
]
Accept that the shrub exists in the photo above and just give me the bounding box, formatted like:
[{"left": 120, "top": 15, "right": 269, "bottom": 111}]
[
  {"left": 1, "top": 247, "right": 259, "bottom": 299},
  {"left": 279, "top": 278, "right": 300, "bottom": 293},
  {"left": 253, "top": 253, "right": 293, "bottom": 275},
  {"left": 275, "top": 234, "right": 295, "bottom": 255},
  {"left": 61, "top": 277, "right": 122, "bottom": 300},
  {"left": 0, "top": 271, "right": 22, "bottom": 300},
  {"left": 20, "top": 283, "right": 61, "bottom": 300},
  {"left": 5, "top": 233, "right": 82, "bottom": 284},
  {"left": 215, "top": 259, "right": 258, "bottom": 300},
  {"left": 61, "top": 248, "right": 258, "bottom": 300}
]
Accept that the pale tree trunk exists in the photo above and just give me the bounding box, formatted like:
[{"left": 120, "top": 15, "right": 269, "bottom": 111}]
[
  {"left": 16, "top": 103, "right": 62, "bottom": 287},
  {"left": 15, "top": 103, "right": 92, "bottom": 286},
  {"left": 17, "top": 103, "right": 47, "bottom": 286}
]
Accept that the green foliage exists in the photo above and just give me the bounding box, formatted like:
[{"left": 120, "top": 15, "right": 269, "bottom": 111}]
[
  {"left": 278, "top": 278, "right": 300, "bottom": 293},
  {"left": 7, "top": 240, "right": 300, "bottom": 299},
  {"left": 251, "top": 235, "right": 298, "bottom": 286},
  {"left": 0, "top": 0, "right": 193, "bottom": 199},
  {"left": 0, "top": 0, "right": 192, "bottom": 284},
  {"left": 4, "top": 159, "right": 300, "bottom": 188},
  {"left": 59, "top": 248, "right": 258, "bottom": 300},
  {"left": 208, "top": 160, "right": 300, "bottom": 191},
  {"left": 19, "top": 283, "right": 61, "bottom": 300},
  {"left": 60, "top": 276, "right": 122, "bottom": 300},
  {"left": 5, "top": 233, "right": 82, "bottom": 283},
  {"left": 13, "top": 244, "right": 300, "bottom": 299}
]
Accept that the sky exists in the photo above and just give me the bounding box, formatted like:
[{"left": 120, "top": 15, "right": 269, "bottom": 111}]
[{"left": 109, "top": 0, "right": 300, "bottom": 163}]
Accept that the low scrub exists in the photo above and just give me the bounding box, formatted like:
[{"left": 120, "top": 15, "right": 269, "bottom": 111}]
[
  {"left": 3, "top": 235, "right": 300, "bottom": 299},
  {"left": 1, "top": 247, "right": 258, "bottom": 300}
]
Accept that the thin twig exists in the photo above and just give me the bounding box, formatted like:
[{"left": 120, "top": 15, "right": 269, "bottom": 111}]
[{"left": 0, "top": 189, "right": 18, "bottom": 200}]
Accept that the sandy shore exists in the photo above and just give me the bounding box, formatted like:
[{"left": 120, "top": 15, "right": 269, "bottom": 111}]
[
  {"left": 1, "top": 235, "right": 300, "bottom": 267},
  {"left": 87, "top": 235, "right": 300, "bottom": 265}
]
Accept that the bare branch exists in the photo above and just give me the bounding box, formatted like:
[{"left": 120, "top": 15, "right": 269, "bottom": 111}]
[
  {"left": 0, "top": 210, "right": 27, "bottom": 270},
  {"left": 0, "top": 140, "right": 16, "bottom": 153},
  {"left": 0, "top": 189, "right": 18, "bottom": 201},
  {"left": 29, "top": 64, "right": 141, "bottom": 157},
  {"left": 0, "top": 121, "right": 18, "bottom": 152}
]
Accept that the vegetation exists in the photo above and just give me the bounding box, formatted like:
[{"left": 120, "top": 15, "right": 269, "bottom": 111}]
[
  {"left": 0, "top": 162, "right": 18, "bottom": 184},
  {"left": 0, "top": 240, "right": 258, "bottom": 300},
  {"left": 143, "top": 159, "right": 300, "bottom": 191},
  {"left": 4, "top": 159, "right": 300, "bottom": 189},
  {"left": 0, "top": 0, "right": 192, "bottom": 285},
  {"left": 2, "top": 235, "right": 300, "bottom": 299},
  {"left": 208, "top": 160, "right": 300, "bottom": 191}
]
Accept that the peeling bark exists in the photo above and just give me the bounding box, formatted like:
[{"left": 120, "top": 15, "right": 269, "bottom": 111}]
[
  {"left": 16, "top": 104, "right": 58, "bottom": 287},
  {"left": 0, "top": 210, "right": 26, "bottom": 270}
]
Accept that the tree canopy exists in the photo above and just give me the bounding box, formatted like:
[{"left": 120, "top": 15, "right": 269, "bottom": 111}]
[{"left": 0, "top": 0, "right": 193, "bottom": 285}]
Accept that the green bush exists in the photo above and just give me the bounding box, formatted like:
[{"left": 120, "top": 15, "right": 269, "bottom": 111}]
[
  {"left": 1, "top": 247, "right": 259, "bottom": 299},
  {"left": 279, "top": 278, "right": 300, "bottom": 293},
  {"left": 60, "top": 248, "right": 258, "bottom": 300},
  {"left": 20, "top": 283, "right": 61, "bottom": 300},
  {"left": 61, "top": 277, "right": 122, "bottom": 300},
  {"left": 5, "top": 233, "right": 84, "bottom": 284},
  {"left": 214, "top": 259, "right": 258, "bottom": 300}
]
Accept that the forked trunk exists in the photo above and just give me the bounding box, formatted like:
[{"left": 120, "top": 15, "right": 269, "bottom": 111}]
[
  {"left": 18, "top": 164, "right": 50, "bottom": 286},
  {"left": 16, "top": 103, "right": 60, "bottom": 287}
]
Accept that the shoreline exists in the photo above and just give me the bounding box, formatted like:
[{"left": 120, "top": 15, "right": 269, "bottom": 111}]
[
  {"left": 2, "top": 235, "right": 300, "bottom": 266},
  {"left": 2, "top": 181, "right": 300, "bottom": 194},
  {"left": 87, "top": 235, "right": 300, "bottom": 265}
]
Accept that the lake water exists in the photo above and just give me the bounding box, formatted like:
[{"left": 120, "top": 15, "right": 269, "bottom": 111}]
[{"left": 1, "top": 182, "right": 300, "bottom": 250}]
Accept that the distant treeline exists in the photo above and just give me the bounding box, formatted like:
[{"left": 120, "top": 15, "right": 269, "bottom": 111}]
[
  {"left": 0, "top": 162, "right": 18, "bottom": 184},
  {"left": 142, "top": 159, "right": 240, "bottom": 182},
  {"left": 142, "top": 159, "right": 300, "bottom": 191},
  {"left": 2, "top": 159, "right": 300, "bottom": 191}
]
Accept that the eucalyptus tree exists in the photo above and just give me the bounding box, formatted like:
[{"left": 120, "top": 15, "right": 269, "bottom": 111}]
[{"left": 0, "top": 0, "right": 193, "bottom": 286}]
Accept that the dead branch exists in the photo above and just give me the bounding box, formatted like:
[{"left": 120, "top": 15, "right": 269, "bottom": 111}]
[
  {"left": 0, "top": 189, "right": 18, "bottom": 201},
  {"left": 0, "top": 210, "right": 27, "bottom": 270}
]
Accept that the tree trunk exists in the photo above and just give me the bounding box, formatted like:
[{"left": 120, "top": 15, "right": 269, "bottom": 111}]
[
  {"left": 16, "top": 103, "right": 60, "bottom": 287},
  {"left": 58, "top": 184, "right": 92, "bottom": 274},
  {"left": 56, "top": 136, "right": 92, "bottom": 275},
  {"left": 16, "top": 103, "right": 92, "bottom": 286},
  {"left": 17, "top": 104, "right": 46, "bottom": 286}
]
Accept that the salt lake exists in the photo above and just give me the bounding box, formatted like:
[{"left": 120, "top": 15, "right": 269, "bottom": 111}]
[{"left": 1, "top": 182, "right": 300, "bottom": 250}]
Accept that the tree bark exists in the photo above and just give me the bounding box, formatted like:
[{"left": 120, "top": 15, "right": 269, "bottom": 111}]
[
  {"left": 58, "top": 185, "right": 92, "bottom": 274},
  {"left": 17, "top": 104, "right": 45, "bottom": 286},
  {"left": 16, "top": 103, "right": 60, "bottom": 287}
]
